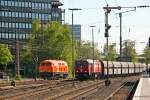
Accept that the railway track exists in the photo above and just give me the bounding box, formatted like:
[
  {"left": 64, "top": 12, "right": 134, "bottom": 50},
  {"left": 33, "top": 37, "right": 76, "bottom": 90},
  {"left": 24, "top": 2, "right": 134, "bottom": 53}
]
[
  {"left": 0, "top": 79, "right": 81, "bottom": 100},
  {"left": 44, "top": 80, "right": 104, "bottom": 100},
  {"left": 105, "top": 80, "right": 139, "bottom": 100},
  {"left": 44, "top": 76, "right": 139, "bottom": 100},
  {"left": 0, "top": 79, "right": 52, "bottom": 88},
  {"left": 79, "top": 75, "right": 140, "bottom": 100},
  {"left": 0, "top": 76, "right": 140, "bottom": 100}
]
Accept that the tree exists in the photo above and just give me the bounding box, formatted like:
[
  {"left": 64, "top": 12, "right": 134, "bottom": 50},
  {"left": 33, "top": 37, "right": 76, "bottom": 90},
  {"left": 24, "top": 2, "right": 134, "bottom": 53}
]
[
  {"left": 122, "top": 39, "right": 138, "bottom": 62},
  {"left": 143, "top": 45, "right": 150, "bottom": 64},
  {"left": 0, "top": 44, "right": 13, "bottom": 65},
  {"left": 0, "top": 43, "right": 13, "bottom": 76},
  {"left": 21, "top": 21, "right": 73, "bottom": 76},
  {"left": 77, "top": 41, "right": 101, "bottom": 60},
  {"left": 104, "top": 43, "right": 117, "bottom": 61}
]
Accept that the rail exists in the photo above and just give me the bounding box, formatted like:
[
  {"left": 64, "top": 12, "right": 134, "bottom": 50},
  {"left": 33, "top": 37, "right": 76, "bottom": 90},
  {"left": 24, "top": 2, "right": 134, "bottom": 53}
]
[{"left": 104, "top": 80, "right": 138, "bottom": 100}]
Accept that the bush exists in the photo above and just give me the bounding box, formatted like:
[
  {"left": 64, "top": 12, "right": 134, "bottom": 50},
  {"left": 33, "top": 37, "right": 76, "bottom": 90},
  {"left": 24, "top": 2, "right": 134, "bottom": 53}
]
[{"left": 15, "top": 74, "right": 22, "bottom": 80}]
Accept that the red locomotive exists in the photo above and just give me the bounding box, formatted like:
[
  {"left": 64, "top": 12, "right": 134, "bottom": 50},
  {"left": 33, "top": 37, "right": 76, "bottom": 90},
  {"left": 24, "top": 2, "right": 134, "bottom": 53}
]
[
  {"left": 39, "top": 60, "right": 68, "bottom": 79},
  {"left": 75, "top": 59, "right": 103, "bottom": 79}
]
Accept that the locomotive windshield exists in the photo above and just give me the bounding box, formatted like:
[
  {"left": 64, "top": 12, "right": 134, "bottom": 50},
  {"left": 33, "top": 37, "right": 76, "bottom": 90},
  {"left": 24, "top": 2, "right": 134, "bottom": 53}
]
[
  {"left": 41, "top": 62, "right": 52, "bottom": 67},
  {"left": 75, "top": 60, "right": 88, "bottom": 67}
]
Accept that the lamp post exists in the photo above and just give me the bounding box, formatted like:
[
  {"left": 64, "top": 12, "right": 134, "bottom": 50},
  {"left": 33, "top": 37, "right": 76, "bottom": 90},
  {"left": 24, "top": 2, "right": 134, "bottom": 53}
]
[
  {"left": 68, "top": 8, "right": 81, "bottom": 79},
  {"left": 90, "top": 26, "right": 96, "bottom": 72},
  {"left": 116, "top": 8, "right": 136, "bottom": 61}
]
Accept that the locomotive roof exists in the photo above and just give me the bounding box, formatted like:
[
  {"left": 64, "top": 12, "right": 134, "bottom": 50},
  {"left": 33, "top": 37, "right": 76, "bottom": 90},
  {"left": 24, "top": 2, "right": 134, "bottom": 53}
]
[
  {"left": 76, "top": 59, "right": 101, "bottom": 64},
  {"left": 41, "top": 59, "right": 67, "bottom": 66}
]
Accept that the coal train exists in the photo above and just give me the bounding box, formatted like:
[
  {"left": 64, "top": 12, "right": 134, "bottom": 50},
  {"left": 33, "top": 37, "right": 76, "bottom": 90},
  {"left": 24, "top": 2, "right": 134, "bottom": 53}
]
[{"left": 75, "top": 59, "right": 147, "bottom": 79}]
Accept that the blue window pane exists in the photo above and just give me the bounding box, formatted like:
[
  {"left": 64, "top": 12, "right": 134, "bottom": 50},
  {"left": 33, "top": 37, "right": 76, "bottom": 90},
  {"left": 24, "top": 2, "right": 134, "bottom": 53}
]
[
  {"left": 15, "top": 2, "right": 17, "bottom": 6},
  {"left": 42, "top": 3, "right": 45, "bottom": 9},
  {"left": 49, "top": 4, "right": 51, "bottom": 8},
  {"left": 22, "top": 23, "right": 25, "bottom": 28},
  {"left": 35, "top": 3, "right": 38, "bottom": 9},
  {"left": 25, "top": 2, "right": 28, "bottom": 7},
  {"left": 18, "top": 2, "right": 22, "bottom": 7},
  {"left": 12, "top": 1, "right": 15, "bottom": 6},
  {"left": 32, "top": 3, "right": 35, "bottom": 9},
  {"left": 39, "top": 3, "right": 41, "bottom": 9},
  {"left": 8, "top": 12, "right": 11, "bottom": 17},
  {"left": 8, "top": 1, "right": 11, "bottom": 6},
  {"left": 4, "top": 1, "right": 8, "bottom": 6},
  {"left": 29, "top": 2, "right": 31, "bottom": 7},
  {"left": 12, "top": 23, "right": 15, "bottom": 28},
  {"left": 1, "top": 1, "right": 4, "bottom": 5},
  {"left": 29, "top": 13, "right": 31, "bottom": 18},
  {"left": 5, "top": 23, "right": 8, "bottom": 27},
  {"left": 9, "top": 23, "right": 11, "bottom": 27},
  {"left": 22, "top": 2, "right": 25, "bottom": 7},
  {"left": 16, "top": 23, "right": 19, "bottom": 28},
  {"left": 2, "top": 22, "right": 5, "bottom": 27},
  {"left": 29, "top": 24, "right": 32, "bottom": 28},
  {"left": 2, "top": 12, "right": 4, "bottom": 16}
]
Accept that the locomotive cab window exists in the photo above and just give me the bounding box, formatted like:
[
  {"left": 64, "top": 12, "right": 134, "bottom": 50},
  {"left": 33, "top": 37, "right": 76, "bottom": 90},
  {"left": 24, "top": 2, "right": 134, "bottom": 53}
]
[
  {"left": 75, "top": 61, "right": 82, "bottom": 67},
  {"left": 75, "top": 61, "right": 88, "bottom": 67},
  {"left": 46, "top": 63, "right": 52, "bottom": 66},
  {"left": 41, "top": 62, "right": 52, "bottom": 67},
  {"left": 82, "top": 61, "right": 88, "bottom": 67}
]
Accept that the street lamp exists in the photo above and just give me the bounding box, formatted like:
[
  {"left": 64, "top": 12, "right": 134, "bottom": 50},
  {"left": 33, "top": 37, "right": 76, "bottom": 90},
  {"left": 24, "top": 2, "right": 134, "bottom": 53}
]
[
  {"left": 115, "top": 5, "right": 150, "bottom": 61},
  {"left": 90, "top": 26, "right": 96, "bottom": 72},
  {"left": 68, "top": 8, "right": 82, "bottom": 79},
  {"left": 116, "top": 8, "right": 136, "bottom": 61}
]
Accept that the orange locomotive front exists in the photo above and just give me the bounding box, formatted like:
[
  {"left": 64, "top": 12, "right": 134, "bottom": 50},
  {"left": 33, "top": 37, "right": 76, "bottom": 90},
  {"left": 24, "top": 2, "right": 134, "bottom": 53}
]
[{"left": 39, "top": 60, "right": 68, "bottom": 79}]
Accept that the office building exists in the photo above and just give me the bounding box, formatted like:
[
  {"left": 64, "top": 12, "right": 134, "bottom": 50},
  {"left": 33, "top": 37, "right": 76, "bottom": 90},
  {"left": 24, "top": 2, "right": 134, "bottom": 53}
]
[
  {"left": 0, "top": 0, "right": 63, "bottom": 42},
  {"left": 69, "top": 24, "right": 81, "bottom": 41}
]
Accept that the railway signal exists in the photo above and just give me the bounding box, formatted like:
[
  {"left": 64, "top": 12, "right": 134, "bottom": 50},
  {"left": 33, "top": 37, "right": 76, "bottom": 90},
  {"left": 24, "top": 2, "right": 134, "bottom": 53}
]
[
  {"left": 103, "top": 5, "right": 121, "bottom": 85},
  {"left": 105, "top": 24, "right": 111, "bottom": 37}
]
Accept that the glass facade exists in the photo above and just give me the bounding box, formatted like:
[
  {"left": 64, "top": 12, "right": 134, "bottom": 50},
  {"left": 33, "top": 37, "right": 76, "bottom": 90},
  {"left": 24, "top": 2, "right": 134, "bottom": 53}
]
[
  {"left": 0, "top": 0, "right": 63, "bottom": 40},
  {"left": 69, "top": 24, "right": 81, "bottom": 41}
]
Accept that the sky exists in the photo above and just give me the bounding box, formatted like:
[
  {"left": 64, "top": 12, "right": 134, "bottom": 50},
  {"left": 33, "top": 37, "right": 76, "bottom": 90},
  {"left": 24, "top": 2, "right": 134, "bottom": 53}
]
[{"left": 60, "top": 0, "right": 150, "bottom": 54}]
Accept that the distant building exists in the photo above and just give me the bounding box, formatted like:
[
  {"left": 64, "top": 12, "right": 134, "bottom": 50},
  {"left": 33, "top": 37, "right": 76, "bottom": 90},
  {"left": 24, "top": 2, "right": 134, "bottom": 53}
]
[
  {"left": 69, "top": 24, "right": 81, "bottom": 41},
  {"left": 116, "top": 56, "right": 132, "bottom": 62},
  {"left": 0, "top": 0, "right": 64, "bottom": 42}
]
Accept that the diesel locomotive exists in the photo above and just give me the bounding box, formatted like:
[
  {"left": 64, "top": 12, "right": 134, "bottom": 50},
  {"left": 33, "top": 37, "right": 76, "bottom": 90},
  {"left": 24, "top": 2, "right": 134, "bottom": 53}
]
[{"left": 39, "top": 60, "right": 68, "bottom": 79}]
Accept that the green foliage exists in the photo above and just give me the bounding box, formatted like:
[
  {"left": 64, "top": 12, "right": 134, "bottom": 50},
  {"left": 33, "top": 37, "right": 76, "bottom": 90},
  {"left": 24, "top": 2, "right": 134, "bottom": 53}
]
[
  {"left": 122, "top": 39, "right": 138, "bottom": 62},
  {"left": 21, "top": 21, "right": 73, "bottom": 76},
  {"left": 104, "top": 43, "right": 117, "bottom": 61},
  {"left": 77, "top": 41, "right": 101, "bottom": 60},
  {"left": 15, "top": 74, "right": 22, "bottom": 80},
  {"left": 0, "top": 44, "right": 13, "bottom": 65},
  {"left": 143, "top": 45, "right": 150, "bottom": 64}
]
